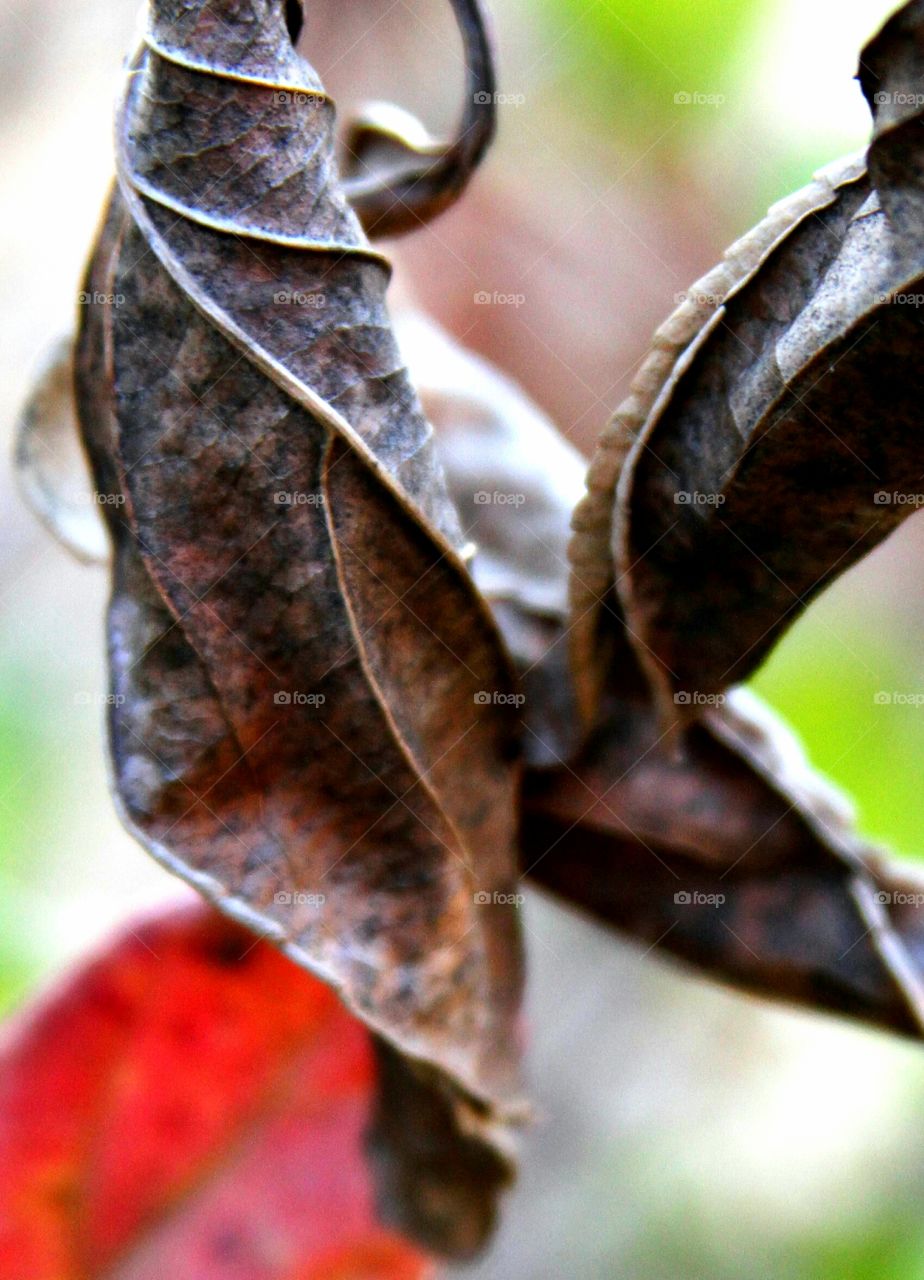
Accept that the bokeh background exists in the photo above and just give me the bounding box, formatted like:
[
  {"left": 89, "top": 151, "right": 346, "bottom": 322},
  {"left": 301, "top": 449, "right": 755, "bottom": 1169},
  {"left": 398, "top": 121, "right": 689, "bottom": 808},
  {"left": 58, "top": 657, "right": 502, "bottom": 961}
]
[{"left": 3, "top": 0, "right": 924, "bottom": 1275}]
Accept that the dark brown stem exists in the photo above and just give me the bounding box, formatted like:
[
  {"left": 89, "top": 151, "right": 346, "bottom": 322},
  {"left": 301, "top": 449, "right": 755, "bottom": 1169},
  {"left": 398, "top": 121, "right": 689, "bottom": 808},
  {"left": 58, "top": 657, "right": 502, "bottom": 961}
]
[{"left": 341, "top": 0, "right": 497, "bottom": 238}]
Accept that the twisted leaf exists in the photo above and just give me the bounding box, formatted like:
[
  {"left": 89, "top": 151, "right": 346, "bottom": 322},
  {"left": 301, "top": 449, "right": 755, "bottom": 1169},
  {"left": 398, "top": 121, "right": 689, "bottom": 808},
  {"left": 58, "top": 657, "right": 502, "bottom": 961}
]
[
  {"left": 524, "top": 686, "right": 924, "bottom": 1037},
  {"left": 570, "top": 0, "right": 924, "bottom": 726},
  {"left": 538, "top": 0, "right": 924, "bottom": 1036},
  {"left": 66, "top": 0, "right": 524, "bottom": 1235}
]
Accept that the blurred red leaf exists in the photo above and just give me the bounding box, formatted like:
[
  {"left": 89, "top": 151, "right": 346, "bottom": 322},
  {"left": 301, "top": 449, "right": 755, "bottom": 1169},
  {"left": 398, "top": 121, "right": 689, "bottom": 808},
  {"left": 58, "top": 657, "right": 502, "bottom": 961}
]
[{"left": 0, "top": 903, "right": 434, "bottom": 1280}]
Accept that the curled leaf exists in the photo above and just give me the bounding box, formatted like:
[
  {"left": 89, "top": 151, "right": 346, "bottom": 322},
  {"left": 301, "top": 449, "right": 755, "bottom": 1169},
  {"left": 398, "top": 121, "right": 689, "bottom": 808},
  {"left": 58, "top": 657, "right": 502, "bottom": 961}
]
[
  {"left": 14, "top": 336, "right": 108, "bottom": 565},
  {"left": 524, "top": 687, "right": 924, "bottom": 1038},
  {"left": 528, "top": 0, "right": 924, "bottom": 1037},
  {"left": 569, "top": 3, "right": 924, "bottom": 727},
  {"left": 568, "top": 150, "right": 870, "bottom": 722},
  {"left": 70, "top": 0, "right": 524, "bottom": 1196}
]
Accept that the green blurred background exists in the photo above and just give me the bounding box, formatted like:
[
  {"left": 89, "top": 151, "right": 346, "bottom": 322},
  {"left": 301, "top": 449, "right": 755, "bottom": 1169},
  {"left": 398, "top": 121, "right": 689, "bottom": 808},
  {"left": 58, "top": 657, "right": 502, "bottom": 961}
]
[{"left": 3, "top": 0, "right": 924, "bottom": 1276}]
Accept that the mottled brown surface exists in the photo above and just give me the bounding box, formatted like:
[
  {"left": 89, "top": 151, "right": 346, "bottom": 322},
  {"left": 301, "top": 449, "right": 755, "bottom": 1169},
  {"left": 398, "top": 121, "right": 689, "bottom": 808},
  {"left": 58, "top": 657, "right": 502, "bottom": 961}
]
[
  {"left": 70, "top": 0, "right": 523, "bottom": 1255},
  {"left": 524, "top": 685, "right": 924, "bottom": 1037},
  {"left": 607, "top": 6, "right": 924, "bottom": 720}
]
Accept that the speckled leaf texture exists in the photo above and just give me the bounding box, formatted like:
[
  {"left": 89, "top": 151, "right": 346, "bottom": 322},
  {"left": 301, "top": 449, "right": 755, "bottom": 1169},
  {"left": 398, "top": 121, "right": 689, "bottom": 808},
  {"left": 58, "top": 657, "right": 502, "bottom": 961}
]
[
  {"left": 73, "top": 0, "right": 523, "bottom": 1251},
  {"left": 546, "top": 0, "right": 924, "bottom": 1039},
  {"left": 571, "top": 0, "right": 924, "bottom": 727}
]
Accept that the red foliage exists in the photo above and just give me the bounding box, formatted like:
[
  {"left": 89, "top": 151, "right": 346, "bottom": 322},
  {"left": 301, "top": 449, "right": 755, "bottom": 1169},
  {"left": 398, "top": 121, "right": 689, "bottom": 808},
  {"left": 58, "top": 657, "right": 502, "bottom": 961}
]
[{"left": 0, "top": 903, "right": 434, "bottom": 1280}]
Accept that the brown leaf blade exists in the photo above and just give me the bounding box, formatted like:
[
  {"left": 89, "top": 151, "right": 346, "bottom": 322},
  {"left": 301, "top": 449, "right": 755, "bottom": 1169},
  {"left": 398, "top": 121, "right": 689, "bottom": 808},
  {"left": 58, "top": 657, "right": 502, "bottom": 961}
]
[
  {"left": 508, "top": 0, "right": 924, "bottom": 1035},
  {"left": 394, "top": 309, "right": 587, "bottom": 765},
  {"left": 71, "top": 0, "right": 523, "bottom": 1166},
  {"left": 524, "top": 688, "right": 924, "bottom": 1038},
  {"left": 569, "top": 3, "right": 924, "bottom": 726}
]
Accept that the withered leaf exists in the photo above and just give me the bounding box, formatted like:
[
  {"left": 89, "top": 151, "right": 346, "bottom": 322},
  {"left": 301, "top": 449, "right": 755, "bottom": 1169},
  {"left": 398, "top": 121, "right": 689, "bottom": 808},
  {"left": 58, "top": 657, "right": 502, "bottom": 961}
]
[
  {"left": 67, "top": 0, "right": 524, "bottom": 1224},
  {"left": 14, "top": 336, "right": 109, "bottom": 565},
  {"left": 543, "top": 0, "right": 924, "bottom": 1039},
  {"left": 570, "top": 0, "right": 924, "bottom": 725},
  {"left": 524, "top": 685, "right": 924, "bottom": 1037},
  {"left": 390, "top": 314, "right": 924, "bottom": 1037},
  {"left": 340, "top": 0, "right": 498, "bottom": 237}
]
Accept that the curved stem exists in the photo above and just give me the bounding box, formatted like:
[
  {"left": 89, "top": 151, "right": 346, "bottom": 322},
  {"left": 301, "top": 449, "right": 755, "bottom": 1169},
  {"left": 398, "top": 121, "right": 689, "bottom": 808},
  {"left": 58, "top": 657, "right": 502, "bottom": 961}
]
[{"left": 341, "top": 0, "right": 497, "bottom": 238}]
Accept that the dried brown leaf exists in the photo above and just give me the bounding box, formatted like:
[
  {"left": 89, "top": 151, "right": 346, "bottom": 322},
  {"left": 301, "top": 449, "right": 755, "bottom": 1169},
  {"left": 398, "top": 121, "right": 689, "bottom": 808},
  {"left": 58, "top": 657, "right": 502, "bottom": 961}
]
[
  {"left": 64, "top": 2, "right": 524, "bottom": 1242},
  {"left": 570, "top": 0, "right": 924, "bottom": 726},
  {"left": 525, "top": 686, "right": 924, "bottom": 1037},
  {"left": 527, "top": 0, "right": 924, "bottom": 1036}
]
